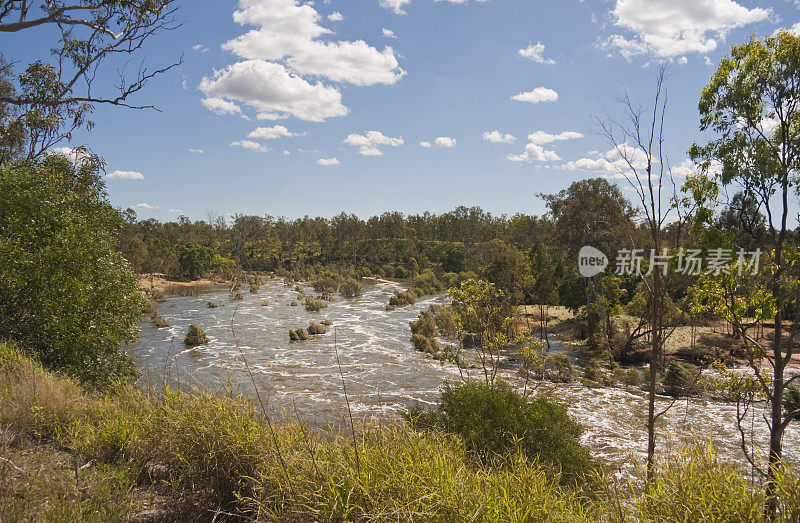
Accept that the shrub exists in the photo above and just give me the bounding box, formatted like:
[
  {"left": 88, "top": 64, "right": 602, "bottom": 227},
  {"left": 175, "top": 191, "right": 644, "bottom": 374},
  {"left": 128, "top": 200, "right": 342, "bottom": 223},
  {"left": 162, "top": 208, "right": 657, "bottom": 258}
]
[
  {"left": 151, "top": 309, "right": 169, "bottom": 328},
  {"left": 231, "top": 290, "right": 244, "bottom": 301},
  {"left": 290, "top": 301, "right": 298, "bottom": 307},
  {"left": 247, "top": 273, "right": 264, "bottom": 293},
  {"left": 583, "top": 359, "right": 604, "bottom": 385},
  {"left": 411, "top": 333, "right": 439, "bottom": 356},
  {"left": 410, "top": 312, "right": 438, "bottom": 338},
  {"left": 321, "top": 319, "right": 333, "bottom": 326},
  {"left": 394, "top": 266, "right": 410, "bottom": 279},
  {"left": 415, "top": 381, "right": 594, "bottom": 483},
  {"left": 432, "top": 305, "right": 458, "bottom": 339},
  {"left": 307, "top": 322, "right": 327, "bottom": 335},
  {"left": 0, "top": 159, "right": 146, "bottom": 385},
  {"left": 387, "top": 290, "right": 416, "bottom": 310},
  {"left": 184, "top": 324, "right": 209, "bottom": 346},
  {"left": 545, "top": 354, "right": 575, "bottom": 382},
  {"left": 664, "top": 361, "right": 700, "bottom": 397},
  {"left": 207, "top": 301, "right": 220, "bottom": 309},
  {"left": 413, "top": 268, "right": 443, "bottom": 296},
  {"left": 289, "top": 329, "right": 309, "bottom": 342},
  {"left": 304, "top": 297, "right": 327, "bottom": 312},
  {"left": 339, "top": 277, "right": 363, "bottom": 298},
  {"left": 260, "top": 300, "right": 269, "bottom": 307}
]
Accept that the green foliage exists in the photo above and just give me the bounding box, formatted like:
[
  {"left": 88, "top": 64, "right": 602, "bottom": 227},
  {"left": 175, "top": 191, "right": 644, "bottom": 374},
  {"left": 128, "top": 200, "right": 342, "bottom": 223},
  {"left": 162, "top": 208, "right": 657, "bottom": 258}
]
[
  {"left": 414, "top": 381, "right": 594, "bottom": 483},
  {"left": 304, "top": 297, "right": 327, "bottom": 312},
  {"left": 387, "top": 289, "right": 416, "bottom": 309},
  {"left": 663, "top": 361, "right": 700, "bottom": 397},
  {"left": 247, "top": 273, "right": 264, "bottom": 293},
  {"left": 339, "top": 277, "right": 362, "bottom": 298},
  {"left": 411, "top": 333, "right": 440, "bottom": 357},
  {"left": 0, "top": 159, "right": 144, "bottom": 384},
  {"left": 184, "top": 324, "right": 209, "bottom": 346},
  {"left": 410, "top": 311, "right": 438, "bottom": 338},
  {"left": 307, "top": 322, "right": 327, "bottom": 335},
  {"left": 178, "top": 242, "right": 214, "bottom": 280},
  {"left": 289, "top": 329, "right": 309, "bottom": 341},
  {"left": 545, "top": 354, "right": 575, "bottom": 383}
]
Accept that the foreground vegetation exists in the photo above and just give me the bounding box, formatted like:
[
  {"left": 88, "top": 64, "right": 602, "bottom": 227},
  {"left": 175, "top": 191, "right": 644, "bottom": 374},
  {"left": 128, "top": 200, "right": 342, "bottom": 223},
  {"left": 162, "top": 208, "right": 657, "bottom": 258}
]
[{"left": 1, "top": 342, "right": 799, "bottom": 521}]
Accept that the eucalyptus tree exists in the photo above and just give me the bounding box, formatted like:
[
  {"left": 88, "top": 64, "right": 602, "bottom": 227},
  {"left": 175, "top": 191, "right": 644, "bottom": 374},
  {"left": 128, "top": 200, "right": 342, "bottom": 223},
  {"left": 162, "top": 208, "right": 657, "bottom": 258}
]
[
  {"left": 0, "top": 0, "right": 180, "bottom": 161},
  {"left": 691, "top": 31, "right": 800, "bottom": 514}
]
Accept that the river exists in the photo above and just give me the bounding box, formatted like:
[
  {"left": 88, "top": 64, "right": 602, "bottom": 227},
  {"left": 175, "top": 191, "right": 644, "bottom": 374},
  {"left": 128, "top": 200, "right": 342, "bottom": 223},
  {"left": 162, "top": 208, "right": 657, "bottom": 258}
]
[{"left": 131, "top": 277, "right": 799, "bottom": 474}]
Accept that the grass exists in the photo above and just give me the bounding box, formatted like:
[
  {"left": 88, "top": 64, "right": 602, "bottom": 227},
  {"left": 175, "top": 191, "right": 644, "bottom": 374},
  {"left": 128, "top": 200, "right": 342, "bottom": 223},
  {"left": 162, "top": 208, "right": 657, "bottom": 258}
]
[{"left": 1, "top": 342, "right": 799, "bottom": 521}]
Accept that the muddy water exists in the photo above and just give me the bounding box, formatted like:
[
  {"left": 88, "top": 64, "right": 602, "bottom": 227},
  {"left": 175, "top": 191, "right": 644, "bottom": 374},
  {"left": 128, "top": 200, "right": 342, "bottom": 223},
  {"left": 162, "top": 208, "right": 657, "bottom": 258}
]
[{"left": 131, "top": 277, "right": 799, "bottom": 472}]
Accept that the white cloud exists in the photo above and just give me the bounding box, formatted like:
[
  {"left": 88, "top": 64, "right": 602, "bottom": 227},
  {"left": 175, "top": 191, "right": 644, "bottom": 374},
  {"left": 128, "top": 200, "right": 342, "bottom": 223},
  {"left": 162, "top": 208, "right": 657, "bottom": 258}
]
[
  {"left": 317, "top": 157, "right": 341, "bottom": 166},
  {"left": 200, "top": 60, "right": 348, "bottom": 122},
  {"left": 344, "top": 130, "right": 404, "bottom": 156},
  {"left": 380, "top": 0, "right": 410, "bottom": 14},
  {"left": 420, "top": 137, "right": 457, "bottom": 148},
  {"left": 221, "top": 0, "right": 405, "bottom": 86},
  {"left": 605, "top": 0, "right": 772, "bottom": 59},
  {"left": 193, "top": 43, "right": 208, "bottom": 52},
  {"left": 327, "top": 11, "right": 343, "bottom": 21},
  {"left": 527, "top": 130, "right": 583, "bottom": 145},
  {"left": 483, "top": 130, "right": 516, "bottom": 144},
  {"left": 106, "top": 170, "right": 145, "bottom": 180},
  {"left": 507, "top": 143, "right": 560, "bottom": 162},
  {"left": 202, "top": 97, "right": 243, "bottom": 116},
  {"left": 511, "top": 87, "right": 558, "bottom": 104},
  {"left": 776, "top": 22, "right": 800, "bottom": 36},
  {"left": 189, "top": 148, "right": 205, "bottom": 154},
  {"left": 382, "top": 28, "right": 396, "bottom": 38},
  {"left": 257, "top": 112, "right": 288, "bottom": 120},
  {"left": 518, "top": 42, "right": 555, "bottom": 64},
  {"left": 134, "top": 203, "right": 159, "bottom": 210},
  {"left": 247, "top": 125, "right": 299, "bottom": 140},
  {"left": 560, "top": 145, "right": 649, "bottom": 175},
  {"left": 231, "top": 139, "right": 270, "bottom": 152}
]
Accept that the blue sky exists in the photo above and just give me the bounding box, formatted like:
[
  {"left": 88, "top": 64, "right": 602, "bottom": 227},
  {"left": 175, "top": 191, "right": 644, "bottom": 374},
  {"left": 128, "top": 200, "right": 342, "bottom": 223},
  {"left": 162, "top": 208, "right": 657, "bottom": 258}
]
[{"left": 6, "top": 0, "right": 800, "bottom": 221}]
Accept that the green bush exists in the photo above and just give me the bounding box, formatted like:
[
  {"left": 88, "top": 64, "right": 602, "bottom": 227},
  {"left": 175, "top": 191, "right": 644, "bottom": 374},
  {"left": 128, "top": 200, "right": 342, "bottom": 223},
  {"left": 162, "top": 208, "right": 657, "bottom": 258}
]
[
  {"left": 414, "top": 381, "right": 594, "bottom": 483},
  {"left": 387, "top": 289, "right": 416, "bottom": 310},
  {"left": 184, "top": 324, "right": 209, "bottom": 346},
  {"left": 339, "top": 277, "right": 363, "bottom": 298},
  {"left": 410, "top": 311, "right": 438, "bottom": 338},
  {"left": 411, "top": 333, "right": 439, "bottom": 356},
  {"left": 0, "top": 158, "right": 145, "bottom": 384},
  {"left": 307, "top": 322, "right": 327, "bottom": 335},
  {"left": 178, "top": 242, "right": 214, "bottom": 280},
  {"left": 247, "top": 273, "right": 264, "bottom": 293},
  {"left": 289, "top": 329, "right": 309, "bottom": 342},
  {"left": 304, "top": 297, "right": 327, "bottom": 312},
  {"left": 545, "top": 354, "right": 575, "bottom": 382},
  {"left": 413, "top": 268, "right": 443, "bottom": 296},
  {"left": 664, "top": 361, "right": 699, "bottom": 397}
]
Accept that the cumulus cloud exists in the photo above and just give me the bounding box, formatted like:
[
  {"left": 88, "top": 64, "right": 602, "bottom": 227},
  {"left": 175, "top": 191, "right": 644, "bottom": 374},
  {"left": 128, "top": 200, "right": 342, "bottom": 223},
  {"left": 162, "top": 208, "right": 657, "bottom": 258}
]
[
  {"left": 231, "top": 139, "right": 270, "bottom": 152},
  {"left": 200, "top": 60, "right": 348, "bottom": 122},
  {"left": 604, "top": 0, "right": 772, "bottom": 59},
  {"left": 527, "top": 130, "right": 583, "bottom": 145},
  {"left": 134, "top": 203, "right": 159, "bottom": 210},
  {"left": 507, "top": 143, "right": 560, "bottom": 162},
  {"left": 247, "top": 125, "right": 299, "bottom": 140},
  {"left": 420, "top": 136, "right": 457, "bottom": 148},
  {"left": 344, "top": 130, "right": 404, "bottom": 156},
  {"left": 202, "top": 97, "right": 244, "bottom": 116},
  {"left": 518, "top": 42, "right": 555, "bottom": 64},
  {"left": 380, "top": 0, "right": 410, "bottom": 14},
  {"left": 511, "top": 87, "right": 558, "bottom": 104},
  {"left": 189, "top": 148, "right": 205, "bottom": 154},
  {"left": 327, "top": 11, "right": 343, "bottom": 21},
  {"left": 483, "top": 130, "right": 516, "bottom": 143},
  {"left": 560, "top": 145, "right": 650, "bottom": 176},
  {"left": 317, "top": 157, "right": 341, "bottom": 166},
  {"left": 382, "top": 28, "right": 396, "bottom": 38},
  {"left": 221, "top": 0, "right": 404, "bottom": 86},
  {"left": 257, "top": 112, "right": 288, "bottom": 120},
  {"left": 106, "top": 170, "right": 145, "bottom": 180}
]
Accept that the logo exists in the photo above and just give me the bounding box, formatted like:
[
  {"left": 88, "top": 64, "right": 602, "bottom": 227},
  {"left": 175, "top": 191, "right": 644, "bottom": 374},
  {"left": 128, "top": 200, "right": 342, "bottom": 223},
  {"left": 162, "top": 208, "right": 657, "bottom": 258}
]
[{"left": 578, "top": 246, "right": 608, "bottom": 278}]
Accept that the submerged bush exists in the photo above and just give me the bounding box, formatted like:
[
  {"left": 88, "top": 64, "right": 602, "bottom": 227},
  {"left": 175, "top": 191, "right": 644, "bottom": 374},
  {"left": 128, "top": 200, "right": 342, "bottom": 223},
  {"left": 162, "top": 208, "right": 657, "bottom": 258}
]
[
  {"left": 307, "top": 322, "right": 327, "bottom": 335},
  {"left": 184, "top": 324, "right": 209, "bottom": 346},
  {"left": 289, "top": 329, "right": 309, "bottom": 342},
  {"left": 545, "top": 354, "right": 575, "bottom": 383},
  {"left": 410, "top": 312, "right": 438, "bottom": 338},
  {"left": 339, "top": 277, "right": 363, "bottom": 298},
  {"left": 413, "top": 381, "right": 594, "bottom": 483},
  {"left": 411, "top": 333, "right": 439, "bottom": 356},
  {"left": 304, "top": 297, "right": 327, "bottom": 312},
  {"left": 230, "top": 290, "right": 244, "bottom": 301},
  {"left": 247, "top": 273, "right": 264, "bottom": 293},
  {"left": 207, "top": 301, "right": 220, "bottom": 309},
  {"left": 151, "top": 309, "right": 169, "bottom": 328},
  {"left": 387, "top": 289, "right": 416, "bottom": 310},
  {"left": 664, "top": 360, "right": 700, "bottom": 397}
]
